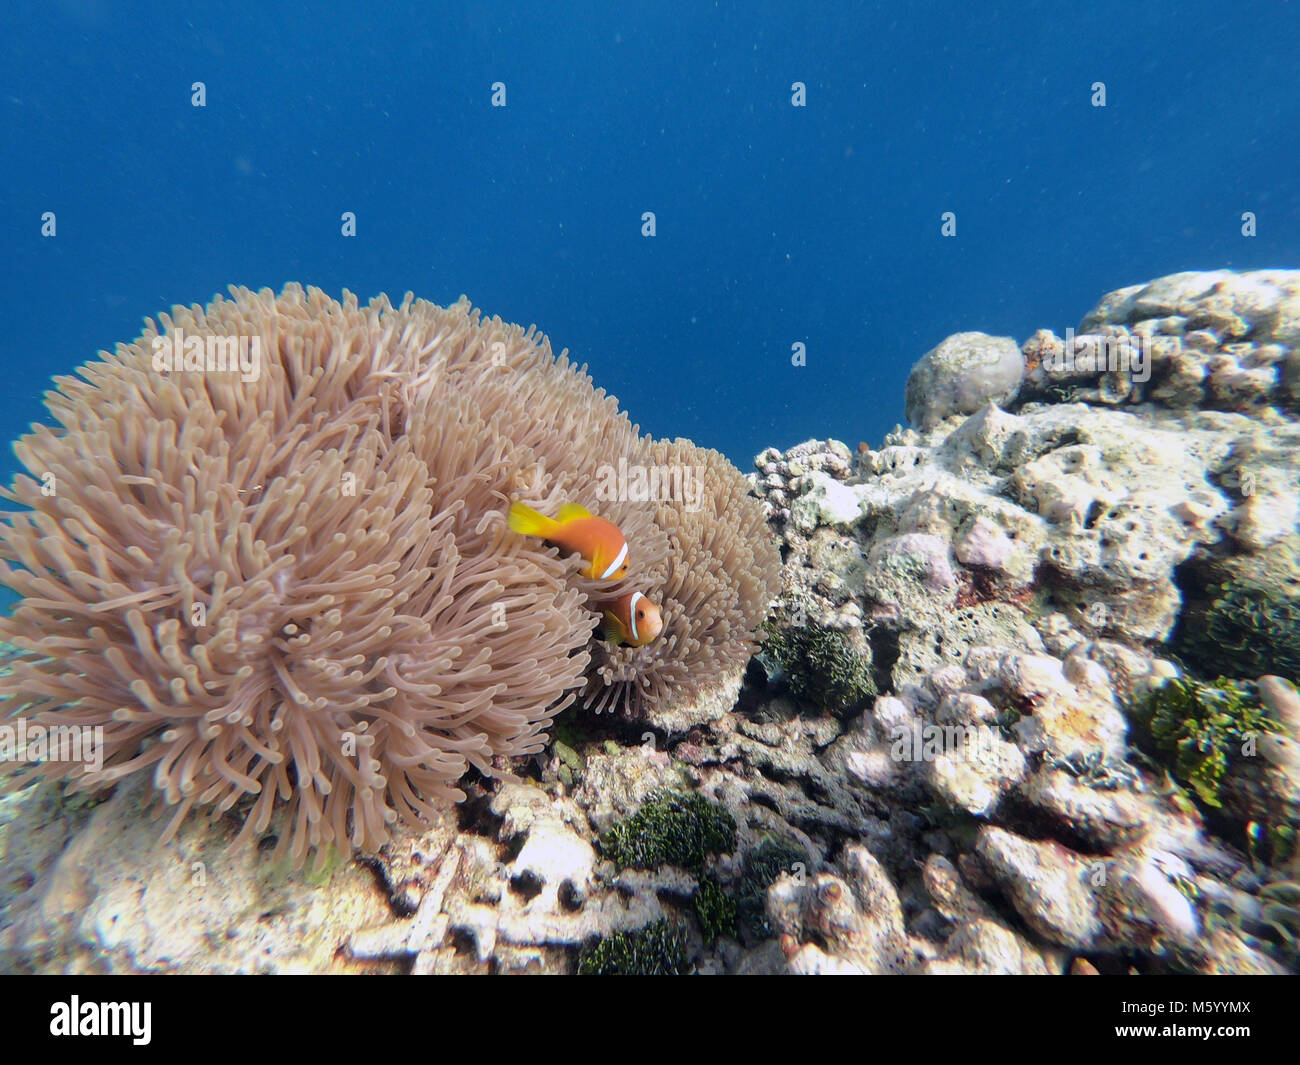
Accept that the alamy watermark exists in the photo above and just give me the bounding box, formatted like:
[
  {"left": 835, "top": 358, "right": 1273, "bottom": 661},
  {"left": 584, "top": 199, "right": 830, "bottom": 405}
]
[
  {"left": 50, "top": 996, "right": 151, "bottom": 1045},
  {"left": 890, "top": 720, "right": 1001, "bottom": 765},
  {"left": 0, "top": 718, "right": 105, "bottom": 774},
  {"left": 152, "top": 326, "right": 262, "bottom": 383},
  {"left": 595, "top": 458, "right": 704, "bottom": 513},
  {"left": 1042, "top": 328, "right": 1151, "bottom": 384}
]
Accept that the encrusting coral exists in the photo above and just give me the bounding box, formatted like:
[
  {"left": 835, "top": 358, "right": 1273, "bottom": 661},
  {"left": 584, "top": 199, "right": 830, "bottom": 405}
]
[{"left": 0, "top": 285, "right": 780, "bottom": 866}]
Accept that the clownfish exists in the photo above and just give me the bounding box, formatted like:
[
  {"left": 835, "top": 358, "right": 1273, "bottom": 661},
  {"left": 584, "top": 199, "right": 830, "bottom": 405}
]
[
  {"left": 600, "top": 590, "right": 664, "bottom": 647},
  {"left": 507, "top": 501, "right": 630, "bottom": 580}
]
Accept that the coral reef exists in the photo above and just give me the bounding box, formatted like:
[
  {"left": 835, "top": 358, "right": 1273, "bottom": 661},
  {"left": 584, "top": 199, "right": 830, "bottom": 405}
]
[
  {"left": 734, "top": 838, "right": 807, "bottom": 939},
  {"left": 1135, "top": 676, "right": 1277, "bottom": 808},
  {"left": 692, "top": 875, "right": 738, "bottom": 944},
  {"left": 1179, "top": 575, "right": 1300, "bottom": 682},
  {"left": 599, "top": 789, "right": 736, "bottom": 871},
  {"left": 758, "top": 617, "right": 876, "bottom": 716},
  {"left": 577, "top": 920, "right": 689, "bottom": 976},
  {"left": 905, "top": 332, "right": 1025, "bottom": 430},
  {"left": 4, "top": 268, "right": 1300, "bottom": 975}
]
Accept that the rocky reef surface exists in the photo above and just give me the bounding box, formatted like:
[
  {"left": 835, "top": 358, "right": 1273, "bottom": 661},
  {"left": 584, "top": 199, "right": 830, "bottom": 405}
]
[{"left": 2, "top": 269, "right": 1298, "bottom": 974}]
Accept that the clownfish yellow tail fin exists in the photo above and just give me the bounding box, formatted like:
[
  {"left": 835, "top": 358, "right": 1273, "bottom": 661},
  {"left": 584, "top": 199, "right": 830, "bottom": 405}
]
[
  {"left": 557, "top": 502, "right": 594, "bottom": 522},
  {"left": 508, "top": 501, "right": 559, "bottom": 538}
]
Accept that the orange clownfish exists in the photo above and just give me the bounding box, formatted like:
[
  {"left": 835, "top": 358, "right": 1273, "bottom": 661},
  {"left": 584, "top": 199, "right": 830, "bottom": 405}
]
[
  {"left": 600, "top": 590, "right": 664, "bottom": 647},
  {"left": 507, "top": 501, "right": 630, "bottom": 580}
]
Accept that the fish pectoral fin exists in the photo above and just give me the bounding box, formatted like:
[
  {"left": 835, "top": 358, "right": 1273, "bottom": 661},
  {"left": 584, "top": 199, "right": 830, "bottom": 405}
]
[
  {"left": 601, "top": 611, "right": 626, "bottom": 645},
  {"left": 508, "top": 500, "right": 557, "bottom": 537},
  {"left": 556, "top": 502, "right": 594, "bottom": 522}
]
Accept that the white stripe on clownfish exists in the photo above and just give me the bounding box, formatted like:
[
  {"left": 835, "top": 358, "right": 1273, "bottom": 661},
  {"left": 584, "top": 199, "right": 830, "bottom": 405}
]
[
  {"left": 627, "top": 591, "right": 645, "bottom": 642},
  {"left": 598, "top": 589, "right": 664, "bottom": 648},
  {"left": 599, "top": 541, "right": 629, "bottom": 580}
]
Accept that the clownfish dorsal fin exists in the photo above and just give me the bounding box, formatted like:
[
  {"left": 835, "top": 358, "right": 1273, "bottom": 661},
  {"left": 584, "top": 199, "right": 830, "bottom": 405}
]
[
  {"left": 508, "top": 500, "right": 559, "bottom": 537},
  {"left": 557, "top": 502, "right": 594, "bottom": 523}
]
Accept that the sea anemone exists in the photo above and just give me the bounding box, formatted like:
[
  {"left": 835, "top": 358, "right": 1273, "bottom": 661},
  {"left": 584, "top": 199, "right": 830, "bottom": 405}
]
[
  {"left": 0, "top": 285, "right": 779, "bottom": 864},
  {"left": 583, "top": 438, "right": 781, "bottom": 715}
]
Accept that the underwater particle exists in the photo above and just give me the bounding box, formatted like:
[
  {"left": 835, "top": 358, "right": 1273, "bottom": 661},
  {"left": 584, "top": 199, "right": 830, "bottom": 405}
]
[
  {"left": 760, "top": 618, "right": 876, "bottom": 717},
  {"left": 576, "top": 919, "right": 689, "bottom": 976},
  {"left": 599, "top": 789, "right": 736, "bottom": 871},
  {"left": 1137, "top": 677, "right": 1279, "bottom": 808},
  {"left": 694, "top": 875, "right": 738, "bottom": 944}
]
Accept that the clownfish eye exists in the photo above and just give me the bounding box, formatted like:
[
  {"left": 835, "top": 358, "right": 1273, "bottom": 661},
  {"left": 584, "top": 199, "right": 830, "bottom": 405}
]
[{"left": 636, "top": 608, "right": 645, "bottom": 619}]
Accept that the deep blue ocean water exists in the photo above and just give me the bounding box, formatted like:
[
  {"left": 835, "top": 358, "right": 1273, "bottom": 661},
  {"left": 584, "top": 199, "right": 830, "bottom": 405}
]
[{"left": 2, "top": 0, "right": 1298, "bottom": 474}]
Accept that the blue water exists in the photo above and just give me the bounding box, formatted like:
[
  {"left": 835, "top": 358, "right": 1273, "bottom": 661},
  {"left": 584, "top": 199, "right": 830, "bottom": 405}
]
[{"left": 2, "top": 0, "right": 1298, "bottom": 479}]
